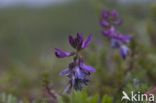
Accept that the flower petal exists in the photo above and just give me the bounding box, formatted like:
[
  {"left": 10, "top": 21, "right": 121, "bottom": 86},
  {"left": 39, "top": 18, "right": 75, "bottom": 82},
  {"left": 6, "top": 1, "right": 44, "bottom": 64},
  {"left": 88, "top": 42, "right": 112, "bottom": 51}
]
[
  {"left": 115, "top": 19, "right": 123, "bottom": 26},
  {"left": 101, "top": 26, "right": 116, "bottom": 37},
  {"left": 81, "top": 34, "right": 92, "bottom": 49},
  {"left": 77, "top": 33, "right": 83, "bottom": 43},
  {"left": 120, "top": 45, "right": 129, "bottom": 60},
  {"left": 77, "top": 33, "right": 83, "bottom": 49},
  {"left": 55, "top": 48, "right": 75, "bottom": 58},
  {"left": 112, "top": 10, "right": 119, "bottom": 19},
  {"left": 101, "top": 30, "right": 111, "bottom": 37},
  {"left": 68, "top": 35, "right": 76, "bottom": 48},
  {"left": 102, "top": 8, "right": 110, "bottom": 19},
  {"left": 74, "top": 66, "right": 84, "bottom": 79},
  {"left": 111, "top": 39, "right": 121, "bottom": 48},
  {"left": 119, "top": 35, "right": 133, "bottom": 44},
  {"left": 59, "top": 68, "right": 70, "bottom": 75},
  {"left": 100, "top": 19, "right": 109, "bottom": 27},
  {"left": 80, "top": 63, "right": 96, "bottom": 72},
  {"left": 86, "top": 65, "right": 96, "bottom": 72}
]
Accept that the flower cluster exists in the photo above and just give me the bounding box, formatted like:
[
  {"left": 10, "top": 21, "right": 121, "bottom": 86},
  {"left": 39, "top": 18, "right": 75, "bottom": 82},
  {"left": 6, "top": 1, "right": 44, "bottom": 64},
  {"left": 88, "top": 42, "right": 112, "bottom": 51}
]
[
  {"left": 55, "top": 33, "right": 96, "bottom": 92},
  {"left": 100, "top": 9, "right": 133, "bottom": 60}
]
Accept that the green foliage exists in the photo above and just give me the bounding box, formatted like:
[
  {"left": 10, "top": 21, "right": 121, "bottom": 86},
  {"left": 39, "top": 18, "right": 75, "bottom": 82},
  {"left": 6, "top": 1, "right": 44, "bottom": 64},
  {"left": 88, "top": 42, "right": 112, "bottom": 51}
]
[
  {"left": 58, "top": 91, "right": 113, "bottom": 103},
  {"left": 101, "top": 95, "right": 113, "bottom": 103},
  {"left": 0, "top": 93, "right": 17, "bottom": 103},
  {"left": 0, "top": 93, "right": 50, "bottom": 103}
]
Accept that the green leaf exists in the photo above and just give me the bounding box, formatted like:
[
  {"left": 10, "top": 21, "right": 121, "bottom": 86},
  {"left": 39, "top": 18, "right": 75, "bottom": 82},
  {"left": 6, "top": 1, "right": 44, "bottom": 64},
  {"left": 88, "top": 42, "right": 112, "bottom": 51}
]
[{"left": 101, "top": 95, "right": 113, "bottom": 103}]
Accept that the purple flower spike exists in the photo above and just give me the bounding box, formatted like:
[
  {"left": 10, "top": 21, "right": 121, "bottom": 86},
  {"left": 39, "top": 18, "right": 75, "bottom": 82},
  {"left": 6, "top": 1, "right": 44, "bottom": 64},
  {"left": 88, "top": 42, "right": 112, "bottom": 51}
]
[
  {"left": 100, "top": 8, "right": 133, "bottom": 60},
  {"left": 55, "top": 48, "right": 75, "bottom": 58},
  {"left": 81, "top": 34, "right": 92, "bottom": 49},
  {"left": 120, "top": 45, "right": 129, "bottom": 60},
  {"left": 55, "top": 33, "right": 95, "bottom": 92},
  {"left": 112, "top": 10, "right": 119, "bottom": 19}
]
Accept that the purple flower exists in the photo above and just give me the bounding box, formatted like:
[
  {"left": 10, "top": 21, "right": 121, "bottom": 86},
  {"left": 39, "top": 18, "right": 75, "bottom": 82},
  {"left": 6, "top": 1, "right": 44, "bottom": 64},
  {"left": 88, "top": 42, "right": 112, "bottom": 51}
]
[
  {"left": 111, "top": 39, "right": 121, "bottom": 48},
  {"left": 118, "top": 35, "right": 133, "bottom": 44},
  {"left": 100, "top": 9, "right": 133, "bottom": 60},
  {"left": 81, "top": 34, "right": 92, "bottom": 49},
  {"left": 101, "top": 26, "right": 116, "bottom": 37},
  {"left": 120, "top": 45, "right": 129, "bottom": 60},
  {"left": 112, "top": 10, "right": 119, "bottom": 19},
  {"left": 114, "top": 19, "right": 123, "bottom": 26},
  {"left": 55, "top": 48, "right": 75, "bottom": 58},
  {"left": 100, "top": 9, "right": 123, "bottom": 28},
  {"left": 74, "top": 66, "right": 84, "bottom": 79},
  {"left": 68, "top": 35, "right": 76, "bottom": 48},
  {"left": 55, "top": 33, "right": 95, "bottom": 92},
  {"left": 68, "top": 33, "right": 92, "bottom": 51},
  {"left": 100, "top": 19, "right": 109, "bottom": 27},
  {"left": 80, "top": 62, "right": 96, "bottom": 73},
  {"left": 59, "top": 68, "right": 70, "bottom": 76},
  {"left": 102, "top": 9, "right": 110, "bottom": 19}
]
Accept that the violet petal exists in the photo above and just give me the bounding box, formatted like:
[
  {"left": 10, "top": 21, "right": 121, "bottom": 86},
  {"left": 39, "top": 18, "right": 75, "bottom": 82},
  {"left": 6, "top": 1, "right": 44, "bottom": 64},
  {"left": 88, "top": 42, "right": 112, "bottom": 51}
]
[
  {"left": 81, "top": 34, "right": 92, "bottom": 49},
  {"left": 112, "top": 10, "right": 119, "bottom": 19},
  {"left": 55, "top": 48, "right": 75, "bottom": 58},
  {"left": 115, "top": 19, "right": 123, "bottom": 26},
  {"left": 59, "top": 68, "right": 70, "bottom": 75},
  {"left": 111, "top": 39, "right": 121, "bottom": 48},
  {"left": 74, "top": 66, "right": 84, "bottom": 79},
  {"left": 80, "top": 63, "right": 96, "bottom": 72},
  {"left": 68, "top": 35, "right": 76, "bottom": 48},
  {"left": 119, "top": 35, "right": 133, "bottom": 44},
  {"left": 100, "top": 19, "right": 109, "bottom": 27},
  {"left": 120, "top": 45, "right": 129, "bottom": 60}
]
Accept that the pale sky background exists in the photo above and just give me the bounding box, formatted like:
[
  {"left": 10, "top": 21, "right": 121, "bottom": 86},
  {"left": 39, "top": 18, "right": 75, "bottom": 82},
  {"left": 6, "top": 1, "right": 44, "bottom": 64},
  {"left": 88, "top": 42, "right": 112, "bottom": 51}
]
[
  {"left": 0, "top": 0, "right": 70, "bottom": 7},
  {"left": 0, "top": 0, "right": 154, "bottom": 7}
]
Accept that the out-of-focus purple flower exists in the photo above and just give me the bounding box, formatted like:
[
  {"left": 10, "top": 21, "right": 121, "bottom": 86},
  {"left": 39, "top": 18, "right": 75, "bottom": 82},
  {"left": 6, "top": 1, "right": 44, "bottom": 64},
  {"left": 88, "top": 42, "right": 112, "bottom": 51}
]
[
  {"left": 100, "top": 9, "right": 123, "bottom": 28},
  {"left": 120, "top": 45, "right": 129, "bottom": 60},
  {"left": 112, "top": 10, "right": 119, "bottom": 19},
  {"left": 111, "top": 39, "right": 121, "bottom": 48},
  {"left": 102, "top": 8, "right": 110, "bottom": 19},
  {"left": 101, "top": 26, "right": 116, "bottom": 37},
  {"left": 100, "top": 8, "right": 133, "bottom": 60},
  {"left": 118, "top": 35, "right": 133, "bottom": 44},
  {"left": 100, "top": 19, "right": 109, "bottom": 27},
  {"left": 55, "top": 48, "right": 75, "bottom": 58},
  {"left": 114, "top": 19, "right": 123, "bottom": 26},
  {"left": 55, "top": 33, "right": 95, "bottom": 92}
]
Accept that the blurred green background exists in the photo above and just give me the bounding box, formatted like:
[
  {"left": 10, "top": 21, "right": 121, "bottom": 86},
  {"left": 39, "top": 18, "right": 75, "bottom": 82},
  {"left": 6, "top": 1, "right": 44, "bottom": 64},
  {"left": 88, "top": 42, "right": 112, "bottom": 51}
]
[{"left": 0, "top": 0, "right": 156, "bottom": 102}]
